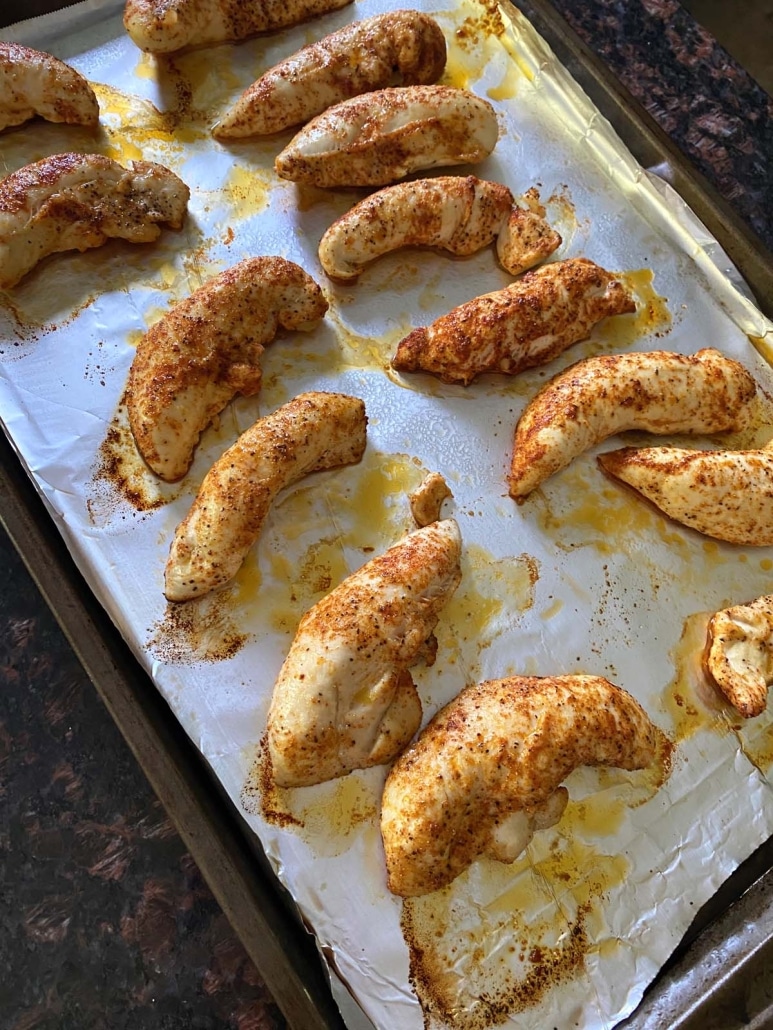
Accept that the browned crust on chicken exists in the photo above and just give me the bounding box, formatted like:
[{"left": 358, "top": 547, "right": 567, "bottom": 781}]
[
  {"left": 0, "top": 42, "right": 99, "bottom": 131},
  {"left": 508, "top": 348, "right": 758, "bottom": 500},
  {"left": 213, "top": 10, "right": 446, "bottom": 139},
  {"left": 127, "top": 256, "right": 328, "bottom": 482},
  {"left": 124, "top": 0, "right": 354, "bottom": 53},
  {"left": 598, "top": 445, "right": 773, "bottom": 546},
  {"left": 0, "top": 153, "right": 189, "bottom": 289},
  {"left": 392, "top": 257, "right": 635, "bottom": 385},
  {"left": 381, "top": 675, "right": 660, "bottom": 897},
  {"left": 165, "top": 392, "right": 367, "bottom": 600},
  {"left": 267, "top": 519, "right": 462, "bottom": 787},
  {"left": 704, "top": 595, "right": 773, "bottom": 718}
]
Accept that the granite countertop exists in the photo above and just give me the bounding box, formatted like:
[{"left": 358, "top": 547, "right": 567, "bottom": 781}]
[{"left": 1, "top": 2, "right": 771, "bottom": 1028}]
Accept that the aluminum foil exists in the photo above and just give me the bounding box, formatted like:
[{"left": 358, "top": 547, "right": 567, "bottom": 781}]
[{"left": 2, "top": 1, "right": 773, "bottom": 1027}]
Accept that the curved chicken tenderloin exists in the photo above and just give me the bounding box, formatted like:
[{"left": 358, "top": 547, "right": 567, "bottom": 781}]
[
  {"left": 0, "top": 42, "right": 99, "bottom": 132},
  {"left": 267, "top": 519, "right": 463, "bottom": 787},
  {"left": 213, "top": 10, "right": 446, "bottom": 139},
  {"left": 705, "top": 594, "right": 773, "bottom": 718},
  {"left": 165, "top": 392, "right": 367, "bottom": 601},
  {"left": 381, "top": 674, "right": 661, "bottom": 897}
]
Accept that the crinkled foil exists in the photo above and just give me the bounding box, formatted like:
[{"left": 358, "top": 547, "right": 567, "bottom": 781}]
[{"left": 2, "top": 2, "right": 773, "bottom": 1027}]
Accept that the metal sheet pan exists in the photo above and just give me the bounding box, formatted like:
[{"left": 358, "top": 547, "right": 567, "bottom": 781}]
[{"left": 1, "top": 2, "right": 773, "bottom": 1027}]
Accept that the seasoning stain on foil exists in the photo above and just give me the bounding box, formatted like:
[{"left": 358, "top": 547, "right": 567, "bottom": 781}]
[
  {"left": 402, "top": 835, "right": 629, "bottom": 1028},
  {"left": 222, "top": 165, "right": 270, "bottom": 221},
  {"left": 88, "top": 394, "right": 180, "bottom": 520},
  {"left": 148, "top": 589, "right": 250, "bottom": 663},
  {"left": 588, "top": 268, "right": 672, "bottom": 353}
]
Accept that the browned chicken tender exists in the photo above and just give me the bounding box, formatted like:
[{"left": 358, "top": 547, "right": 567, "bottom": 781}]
[
  {"left": 318, "top": 176, "right": 560, "bottom": 281},
  {"left": 392, "top": 257, "right": 635, "bottom": 385},
  {"left": 124, "top": 0, "right": 354, "bottom": 53},
  {"left": 213, "top": 10, "right": 446, "bottom": 139},
  {"left": 0, "top": 153, "right": 188, "bottom": 289},
  {"left": 381, "top": 674, "right": 661, "bottom": 897},
  {"left": 508, "top": 348, "right": 758, "bottom": 500},
  {"left": 165, "top": 392, "right": 367, "bottom": 601},
  {"left": 267, "top": 519, "right": 462, "bottom": 787},
  {"left": 0, "top": 42, "right": 99, "bottom": 132},
  {"left": 127, "top": 256, "right": 328, "bottom": 482}
]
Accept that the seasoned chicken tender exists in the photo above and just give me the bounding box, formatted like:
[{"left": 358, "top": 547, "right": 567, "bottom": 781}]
[
  {"left": 392, "top": 257, "right": 635, "bottom": 385},
  {"left": 165, "top": 392, "right": 367, "bottom": 601},
  {"left": 318, "top": 176, "right": 560, "bottom": 281},
  {"left": 275, "top": 85, "right": 498, "bottom": 188},
  {"left": 0, "top": 153, "right": 188, "bottom": 289},
  {"left": 0, "top": 42, "right": 99, "bottom": 132},
  {"left": 598, "top": 445, "right": 773, "bottom": 546},
  {"left": 267, "top": 519, "right": 462, "bottom": 787},
  {"left": 213, "top": 10, "right": 446, "bottom": 139},
  {"left": 705, "top": 595, "right": 773, "bottom": 718},
  {"left": 381, "top": 675, "right": 660, "bottom": 897},
  {"left": 409, "top": 471, "right": 452, "bottom": 527},
  {"left": 508, "top": 348, "right": 758, "bottom": 500},
  {"left": 124, "top": 0, "right": 354, "bottom": 53},
  {"left": 128, "top": 256, "right": 327, "bottom": 482}
]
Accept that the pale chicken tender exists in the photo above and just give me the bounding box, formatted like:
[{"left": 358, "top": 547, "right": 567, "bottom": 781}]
[
  {"left": 598, "top": 445, "right": 773, "bottom": 546},
  {"left": 381, "top": 674, "right": 661, "bottom": 897},
  {"left": 509, "top": 348, "right": 758, "bottom": 500},
  {"left": 318, "top": 176, "right": 560, "bottom": 281},
  {"left": 392, "top": 257, "right": 635, "bottom": 385},
  {"left": 124, "top": 0, "right": 354, "bottom": 53},
  {"left": 409, "top": 471, "right": 452, "bottom": 527},
  {"left": 267, "top": 519, "right": 462, "bottom": 787},
  {"left": 0, "top": 153, "right": 188, "bottom": 289},
  {"left": 705, "top": 594, "right": 773, "bottom": 718},
  {"left": 213, "top": 10, "right": 446, "bottom": 139},
  {"left": 275, "top": 85, "right": 498, "bottom": 188},
  {"left": 0, "top": 42, "right": 99, "bottom": 132},
  {"left": 127, "top": 256, "right": 328, "bottom": 482},
  {"left": 165, "top": 392, "right": 367, "bottom": 601}
]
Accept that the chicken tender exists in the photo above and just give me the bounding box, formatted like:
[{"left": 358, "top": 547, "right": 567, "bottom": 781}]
[
  {"left": 318, "top": 176, "right": 560, "bottom": 281},
  {"left": 598, "top": 445, "right": 773, "bottom": 546},
  {"left": 267, "top": 519, "right": 462, "bottom": 787},
  {"left": 275, "top": 85, "right": 498, "bottom": 188},
  {"left": 0, "top": 42, "right": 99, "bottom": 132},
  {"left": 509, "top": 348, "right": 758, "bottom": 500},
  {"left": 127, "top": 256, "right": 328, "bottom": 482},
  {"left": 409, "top": 471, "right": 452, "bottom": 527},
  {"left": 381, "top": 674, "right": 660, "bottom": 897},
  {"left": 705, "top": 595, "right": 773, "bottom": 718},
  {"left": 0, "top": 153, "right": 188, "bottom": 289},
  {"left": 213, "top": 10, "right": 446, "bottom": 139},
  {"left": 165, "top": 392, "right": 367, "bottom": 601},
  {"left": 124, "top": 0, "right": 354, "bottom": 53},
  {"left": 392, "top": 257, "right": 635, "bottom": 385}
]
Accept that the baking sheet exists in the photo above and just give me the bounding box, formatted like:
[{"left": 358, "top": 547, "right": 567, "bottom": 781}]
[{"left": 2, "top": 1, "right": 773, "bottom": 1027}]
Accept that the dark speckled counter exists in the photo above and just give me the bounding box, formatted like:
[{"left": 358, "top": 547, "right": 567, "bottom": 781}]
[{"left": 1, "top": 2, "right": 771, "bottom": 1028}]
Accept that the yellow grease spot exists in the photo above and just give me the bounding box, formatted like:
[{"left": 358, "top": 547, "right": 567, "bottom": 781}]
[
  {"left": 223, "top": 165, "right": 270, "bottom": 221},
  {"left": 561, "top": 794, "right": 626, "bottom": 838},
  {"left": 590, "top": 268, "right": 672, "bottom": 353},
  {"left": 750, "top": 334, "right": 773, "bottom": 369},
  {"left": 540, "top": 597, "right": 564, "bottom": 620},
  {"left": 661, "top": 611, "right": 733, "bottom": 742},
  {"left": 403, "top": 835, "right": 629, "bottom": 1025}
]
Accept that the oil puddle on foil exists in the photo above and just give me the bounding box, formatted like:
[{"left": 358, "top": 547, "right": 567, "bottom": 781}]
[
  {"left": 585, "top": 268, "right": 672, "bottom": 355},
  {"left": 402, "top": 834, "right": 630, "bottom": 1029},
  {"left": 661, "top": 611, "right": 738, "bottom": 743},
  {"left": 244, "top": 738, "right": 381, "bottom": 857}
]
